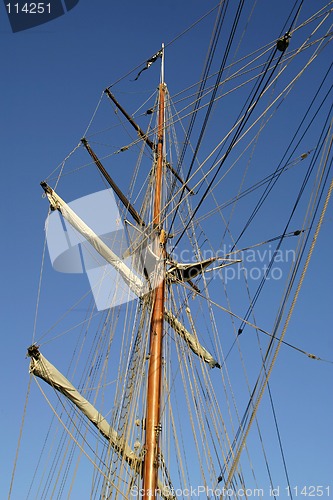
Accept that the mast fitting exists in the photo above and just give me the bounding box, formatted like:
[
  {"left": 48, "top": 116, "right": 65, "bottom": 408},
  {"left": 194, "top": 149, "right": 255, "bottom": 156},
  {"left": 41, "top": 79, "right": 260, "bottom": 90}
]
[
  {"left": 27, "top": 344, "right": 40, "bottom": 359},
  {"left": 277, "top": 32, "right": 291, "bottom": 52}
]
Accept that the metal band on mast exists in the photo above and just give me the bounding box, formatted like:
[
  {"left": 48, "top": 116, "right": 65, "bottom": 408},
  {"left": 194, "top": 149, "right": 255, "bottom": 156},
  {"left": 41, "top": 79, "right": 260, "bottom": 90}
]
[{"left": 142, "top": 44, "right": 166, "bottom": 500}]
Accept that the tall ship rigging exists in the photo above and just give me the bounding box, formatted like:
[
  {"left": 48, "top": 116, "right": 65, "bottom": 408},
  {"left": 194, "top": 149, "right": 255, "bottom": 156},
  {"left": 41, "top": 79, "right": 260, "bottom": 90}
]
[{"left": 9, "top": 1, "right": 333, "bottom": 498}]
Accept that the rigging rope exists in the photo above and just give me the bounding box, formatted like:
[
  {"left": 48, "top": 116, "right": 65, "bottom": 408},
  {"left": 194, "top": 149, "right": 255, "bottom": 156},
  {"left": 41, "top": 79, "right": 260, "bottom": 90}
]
[
  {"left": 168, "top": 0, "right": 246, "bottom": 236},
  {"left": 224, "top": 144, "right": 333, "bottom": 490},
  {"left": 153, "top": 3, "right": 331, "bottom": 252},
  {"left": 21, "top": 3, "right": 333, "bottom": 497},
  {"left": 8, "top": 376, "right": 33, "bottom": 499},
  {"left": 167, "top": 0, "right": 331, "bottom": 250},
  {"left": 107, "top": 2, "right": 221, "bottom": 89},
  {"left": 180, "top": 280, "right": 331, "bottom": 364},
  {"left": 32, "top": 377, "right": 126, "bottom": 497}
]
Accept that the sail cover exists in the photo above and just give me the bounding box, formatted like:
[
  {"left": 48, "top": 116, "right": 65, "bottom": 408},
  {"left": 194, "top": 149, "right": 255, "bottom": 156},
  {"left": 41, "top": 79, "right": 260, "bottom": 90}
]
[
  {"left": 166, "top": 257, "right": 217, "bottom": 283},
  {"left": 41, "top": 182, "right": 144, "bottom": 298},
  {"left": 41, "top": 183, "right": 219, "bottom": 368},
  {"left": 28, "top": 346, "right": 140, "bottom": 469},
  {"left": 28, "top": 346, "right": 175, "bottom": 499},
  {"left": 164, "top": 311, "right": 220, "bottom": 368}
]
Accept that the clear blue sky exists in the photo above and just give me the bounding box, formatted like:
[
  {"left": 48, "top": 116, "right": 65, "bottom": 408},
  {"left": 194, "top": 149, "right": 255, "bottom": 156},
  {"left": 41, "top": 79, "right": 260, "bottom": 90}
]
[{"left": 1, "top": 1, "right": 332, "bottom": 497}]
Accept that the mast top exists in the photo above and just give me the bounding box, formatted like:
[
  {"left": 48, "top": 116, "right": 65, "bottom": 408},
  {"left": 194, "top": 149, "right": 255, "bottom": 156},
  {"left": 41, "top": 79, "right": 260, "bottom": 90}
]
[{"left": 160, "top": 43, "right": 165, "bottom": 85}]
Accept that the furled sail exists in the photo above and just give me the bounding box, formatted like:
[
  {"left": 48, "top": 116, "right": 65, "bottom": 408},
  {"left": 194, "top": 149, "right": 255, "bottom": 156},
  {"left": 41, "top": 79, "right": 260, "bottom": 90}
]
[
  {"left": 27, "top": 345, "right": 140, "bottom": 469},
  {"left": 28, "top": 345, "right": 176, "bottom": 499},
  {"left": 164, "top": 310, "right": 220, "bottom": 368},
  {"left": 166, "top": 257, "right": 242, "bottom": 284},
  {"left": 41, "top": 182, "right": 144, "bottom": 297},
  {"left": 41, "top": 182, "right": 219, "bottom": 368},
  {"left": 166, "top": 257, "right": 217, "bottom": 283}
]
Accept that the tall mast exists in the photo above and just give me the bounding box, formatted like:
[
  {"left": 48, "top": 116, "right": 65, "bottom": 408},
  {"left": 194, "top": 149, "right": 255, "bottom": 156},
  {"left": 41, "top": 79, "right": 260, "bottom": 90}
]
[{"left": 142, "top": 44, "right": 166, "bottom": 499}]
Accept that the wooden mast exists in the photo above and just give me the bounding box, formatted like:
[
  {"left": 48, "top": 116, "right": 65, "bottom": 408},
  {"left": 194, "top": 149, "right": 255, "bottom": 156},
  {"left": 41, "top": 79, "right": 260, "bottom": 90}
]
[{"left": 142, "top": 45, "right": 166, "bottom": 499}]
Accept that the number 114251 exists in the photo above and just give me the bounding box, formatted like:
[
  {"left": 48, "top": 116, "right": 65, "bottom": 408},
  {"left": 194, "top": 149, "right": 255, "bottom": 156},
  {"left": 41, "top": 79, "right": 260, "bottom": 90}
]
[{"left": 6, "top": 3, "right": 51, "bottom": 14}]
